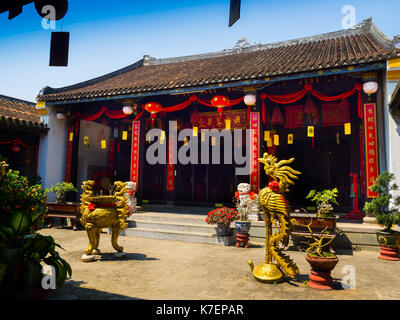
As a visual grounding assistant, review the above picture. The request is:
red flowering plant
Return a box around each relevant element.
[205,207,239,225]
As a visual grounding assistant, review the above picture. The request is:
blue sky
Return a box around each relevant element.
[0,0,399,102]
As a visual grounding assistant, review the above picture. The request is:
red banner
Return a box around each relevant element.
[130,121,140,192]
[108,139,115,178]
[190,109,248,130]
[64,126,74,182]
[167,136,175,191]
[359,126,366,196]
[363,103,379,198]
[284,105,304,128]
[250,112,260,193]
[321,100,350,126]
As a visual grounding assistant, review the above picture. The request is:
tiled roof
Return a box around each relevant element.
[0,95,46,130]
[38,18,400,102]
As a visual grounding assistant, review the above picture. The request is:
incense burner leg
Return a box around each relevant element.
[84,225,97,255]
[91,228,101,255]
[111,226,124,253]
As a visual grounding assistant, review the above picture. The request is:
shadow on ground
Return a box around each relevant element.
[48,280,142,300]
[99,252,159,261]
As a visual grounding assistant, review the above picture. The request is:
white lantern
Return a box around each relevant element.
[363,81,378,96]
[244,93,257,106]
[56,112,65,120]
[122,105,134,115]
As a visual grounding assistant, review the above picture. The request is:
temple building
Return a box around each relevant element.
[36,18,400,211]
[0,95,47,182]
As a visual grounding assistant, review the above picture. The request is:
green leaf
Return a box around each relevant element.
[8,210,32,235]
[44,257,67,289]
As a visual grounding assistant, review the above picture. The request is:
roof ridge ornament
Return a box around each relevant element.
[228,37,262,52]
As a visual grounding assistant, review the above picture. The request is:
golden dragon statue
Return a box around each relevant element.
[80,180,129,261]
[248,153,301,283]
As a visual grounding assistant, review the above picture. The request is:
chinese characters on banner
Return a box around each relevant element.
[191,109,248,130]
[167,136,175,191]
[363,103,379,198]
[64,125,74,182]
[321,101,350,126]
[250,112,260,193]
[130,121,140,192]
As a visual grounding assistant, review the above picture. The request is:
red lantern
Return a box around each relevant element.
[145,102,162,124]
[271,107,284,126]
[211,95,230,119]
[11,142,20,153]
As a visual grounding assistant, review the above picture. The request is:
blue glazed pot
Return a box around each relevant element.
[216,223,231,236]
[235,221,251,234]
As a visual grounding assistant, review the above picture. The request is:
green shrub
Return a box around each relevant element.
[363,172,400,232]
[0,160,71,294]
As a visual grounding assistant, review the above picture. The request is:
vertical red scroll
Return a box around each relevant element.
[64,125,74,182]
[363,103,379,198]
[359,126,366,196]
[108,139,115,178]
[130,121,140,192]
[250,112,260,193]
[166,135,175,191]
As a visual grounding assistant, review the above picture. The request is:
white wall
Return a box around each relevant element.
[386,79,400,201]
[37,107,67,202]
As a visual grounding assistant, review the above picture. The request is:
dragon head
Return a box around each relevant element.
[258,153,301,185]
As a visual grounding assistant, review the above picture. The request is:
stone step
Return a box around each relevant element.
[128,219,217,234]
[128,212,207,225]
[122,227,235,246]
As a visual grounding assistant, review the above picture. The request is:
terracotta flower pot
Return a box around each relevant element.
[305,254,339,290]
[376,231,400,261]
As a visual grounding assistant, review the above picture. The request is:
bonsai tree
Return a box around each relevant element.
[306,188,339,218]
[0,160,71,295]
[302,221,336,258]
[363,171,400,233]
[47,182,78,204]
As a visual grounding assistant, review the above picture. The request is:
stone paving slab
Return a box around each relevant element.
[40,227,400,300]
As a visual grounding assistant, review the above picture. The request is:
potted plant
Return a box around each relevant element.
[233,191,257,234]
[306,188,339,218]
[0,160,72,298]
[205,207,239,236]
[363,171,400,261]
[47,182,78,204]
[302,220,338,290]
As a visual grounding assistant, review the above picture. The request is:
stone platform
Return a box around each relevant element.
[114,205,382,252]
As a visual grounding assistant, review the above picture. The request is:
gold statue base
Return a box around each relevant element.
[248,261,285,283]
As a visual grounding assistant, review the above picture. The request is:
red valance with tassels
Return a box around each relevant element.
[259,83,363,124]
[76,95,244,122]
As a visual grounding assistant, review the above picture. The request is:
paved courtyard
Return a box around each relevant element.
[41,227,400,300]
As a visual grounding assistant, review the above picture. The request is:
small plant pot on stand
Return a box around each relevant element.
[376,231,400,261]
[305,254,339,290]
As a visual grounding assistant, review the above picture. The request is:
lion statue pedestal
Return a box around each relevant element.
[80,181,129,262]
